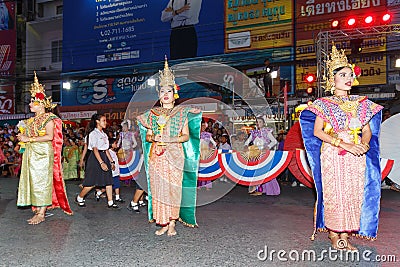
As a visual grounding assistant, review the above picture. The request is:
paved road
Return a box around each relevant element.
[0,177,399,267]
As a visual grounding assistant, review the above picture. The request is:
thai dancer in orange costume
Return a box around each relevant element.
[137,58,202,236]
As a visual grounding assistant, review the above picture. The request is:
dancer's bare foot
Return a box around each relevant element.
[28,213,45,225]
[167,220,177,236]
[328,231,346,250]
[340,233,358,251]
[155,226,168,236]
[27,210,39,222]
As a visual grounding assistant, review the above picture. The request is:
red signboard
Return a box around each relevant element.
[0,1,16,114]
[0,85,14,114]
[295,0,388,42]
[0,1,16,77]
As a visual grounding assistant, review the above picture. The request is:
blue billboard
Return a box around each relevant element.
[61,74,220,106]
[63,0,224,73]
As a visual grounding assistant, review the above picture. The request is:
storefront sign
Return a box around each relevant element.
[60,111,97,120]
[225,0,293,52]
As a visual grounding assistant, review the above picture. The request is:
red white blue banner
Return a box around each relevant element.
[198,149,224,181]
[118,149,143,180]
[218,150,292,186]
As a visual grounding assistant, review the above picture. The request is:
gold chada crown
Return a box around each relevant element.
[159,56,175,87]
[30,71,57,109]
[325,44,352,92]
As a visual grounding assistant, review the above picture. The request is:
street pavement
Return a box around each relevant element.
[0,176,399,267]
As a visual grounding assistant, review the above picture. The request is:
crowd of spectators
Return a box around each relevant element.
[0,124,21,177]
[0,120,130,179]
[1,118,281,179]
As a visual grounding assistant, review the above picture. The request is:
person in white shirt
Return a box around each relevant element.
[75,114,120,209]
[161,0,202,59]
[109,138,124,203]
[218,134,231,150]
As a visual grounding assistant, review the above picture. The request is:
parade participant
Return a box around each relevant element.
[117,119,137,151]
[300,45,383,250]
[75,114,119,209]
[245,117,279,196]
[17,72,72,224]
[62,139,79,180]
[109,138,124,203]
[137,58,202,236]
[198,121,216,190]
[199,121,217,159]
[77,138,86,179]
[117,119,146,212]
[231,131,247,152]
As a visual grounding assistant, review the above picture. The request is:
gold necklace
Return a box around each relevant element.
[335,96,359,117]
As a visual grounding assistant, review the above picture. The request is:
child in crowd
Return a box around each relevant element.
[109,138,124,203]
[218,134,231,150]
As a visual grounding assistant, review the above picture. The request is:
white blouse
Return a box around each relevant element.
[88,128,109,150]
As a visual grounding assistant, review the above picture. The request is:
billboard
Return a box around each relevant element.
[0,0,16,77]
[62,74,220,106]
[295,0,388,90]
[62,74,151,106]
[225,0,293,52]
[0,0,16,115]
[63,0,224,73]
[0,84,14,114]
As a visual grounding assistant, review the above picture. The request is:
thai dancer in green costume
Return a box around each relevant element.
[137,58,202,236]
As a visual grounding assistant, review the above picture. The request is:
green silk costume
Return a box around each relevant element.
[137,106,202,226]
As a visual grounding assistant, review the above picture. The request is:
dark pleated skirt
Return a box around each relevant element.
[82,150,113,187]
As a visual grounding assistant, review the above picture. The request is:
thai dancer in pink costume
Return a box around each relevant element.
[300,45,383,251]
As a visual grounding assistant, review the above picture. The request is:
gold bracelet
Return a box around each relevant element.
[362,142,370,150]
[146,134,153,142]
[331,137,337,146]
[334,138,342,147]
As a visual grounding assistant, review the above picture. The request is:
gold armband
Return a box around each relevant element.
[29,137,36,142]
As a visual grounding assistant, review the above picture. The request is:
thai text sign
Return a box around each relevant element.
[225,0,293,52]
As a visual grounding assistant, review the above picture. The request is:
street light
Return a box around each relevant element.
[62,82,71,90]
[396,58,400,68]
[147,78,156,86]
[304,73,316,83]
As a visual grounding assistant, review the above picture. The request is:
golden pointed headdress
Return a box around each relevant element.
[325,44,353,93]
[30,71,57,110]
[159,56,179,99]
